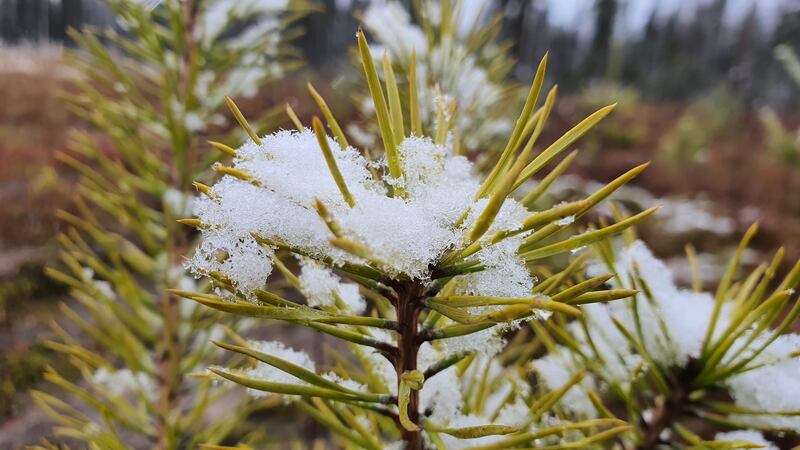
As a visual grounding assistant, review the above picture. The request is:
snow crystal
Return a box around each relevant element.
[346,123,377,147]
[573,304,642,383]
[337,192,462,278]
[456,238,536,300]
[533,351,597,417]
[438,414,509,449]
[191,131,497,296]
[322,371,368,393]
[586,240,718,367]
[383,442,406,450]
[360,1,513,152]
[235,340,316,402]
[199,0,289,45]
[441,325,506,358]
[714,430,778,449]
[420,366,463,423]
[92,367,156,401]
[396,137,477,219]
[726,333,800,430]
[495,397,530,428]
[362,1,428,60]
[190,230,272,298]
[555,215,575,226]
[163,187,194,217]
[81,267,116,301]
[298,258,366,313]
[416,350,538,449]
[465,197,530,239]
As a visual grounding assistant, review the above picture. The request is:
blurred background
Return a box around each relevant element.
[0,0,798,447]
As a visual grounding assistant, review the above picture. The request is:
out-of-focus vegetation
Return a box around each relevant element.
[24,0,320,447]
[659,87,740,167]
[576,82,647,150]
[761,45,800,162]
[353,0,522,158]
[0,45,77,433]
[0,2,313,448]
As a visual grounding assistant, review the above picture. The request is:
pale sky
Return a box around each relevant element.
[542,0,796,39]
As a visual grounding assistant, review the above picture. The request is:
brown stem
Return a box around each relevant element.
[638,381,688,450]
[395,282,423,450]
[155,194,191,449]
[156,293,181,450]
[178,0,200,191]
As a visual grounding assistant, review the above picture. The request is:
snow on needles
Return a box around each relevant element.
[726,333,800,430]
[188,128,570,428]
[584,241,719,367]
[361,1,427,62]
[92,367,157,402]
[298,258,366,314]
[714,430,778,450]
[534,239,800,431]
[189,130,533,300]
[222,340,316,403]
[360,0,513,152]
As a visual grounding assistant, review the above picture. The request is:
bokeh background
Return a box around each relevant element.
[1,0,799,447]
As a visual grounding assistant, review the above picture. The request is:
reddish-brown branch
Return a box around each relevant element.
[395,282,424,450]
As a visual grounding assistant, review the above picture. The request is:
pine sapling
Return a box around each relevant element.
[177,31,652,449]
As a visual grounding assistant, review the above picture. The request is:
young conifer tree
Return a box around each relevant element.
[531,221,800,449]
[175,30,656,449]
[349,0,519,160]
[34,1,311,448]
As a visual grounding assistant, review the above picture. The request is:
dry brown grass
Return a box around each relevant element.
[0,45,80,247]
